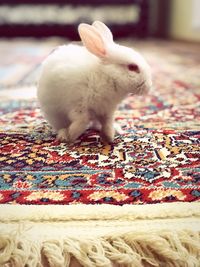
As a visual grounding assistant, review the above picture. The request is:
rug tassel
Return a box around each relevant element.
[0,230,199,267]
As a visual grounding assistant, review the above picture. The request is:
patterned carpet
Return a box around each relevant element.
[0,38,200,267]
[0,39,200,206]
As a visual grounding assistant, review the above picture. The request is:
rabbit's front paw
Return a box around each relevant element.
[56,128,70,143]
[101,126,115,143]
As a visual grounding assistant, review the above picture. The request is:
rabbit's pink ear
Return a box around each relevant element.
[78,23,106,58]
[92,21,113,43]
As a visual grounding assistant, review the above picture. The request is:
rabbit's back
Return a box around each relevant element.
[37,44,97,111]
[38,44,97,93]
[43,44,96,69]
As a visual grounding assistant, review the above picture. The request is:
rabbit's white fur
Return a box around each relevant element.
[37,21,152,143]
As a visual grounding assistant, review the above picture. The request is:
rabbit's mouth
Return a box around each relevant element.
[137,81,145,88]
[135,81,147,95]
[128,81,149,96]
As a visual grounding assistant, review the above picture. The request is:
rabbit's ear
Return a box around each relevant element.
[78,23,106,58]
[92,21,113,43]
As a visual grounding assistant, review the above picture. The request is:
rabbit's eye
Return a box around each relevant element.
[128,64,140,73]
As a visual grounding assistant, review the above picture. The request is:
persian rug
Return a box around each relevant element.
[0,39,200,267]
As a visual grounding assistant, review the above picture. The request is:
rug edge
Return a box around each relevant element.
[0,202,199,222]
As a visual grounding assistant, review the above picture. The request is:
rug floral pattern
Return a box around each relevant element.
[0,40,200,205]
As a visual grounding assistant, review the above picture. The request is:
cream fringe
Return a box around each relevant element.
[0,202,200,267]
[0,229,199,267]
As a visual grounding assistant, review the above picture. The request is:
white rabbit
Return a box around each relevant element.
[37,21,152,143]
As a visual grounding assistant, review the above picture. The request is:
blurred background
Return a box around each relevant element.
[0,0,200,90]
[0,0,200,42]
